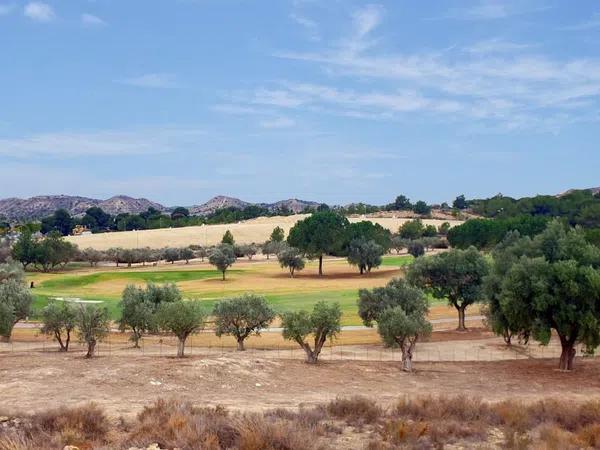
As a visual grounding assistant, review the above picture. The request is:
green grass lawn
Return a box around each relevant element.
[380,255,414,267]
[37,269,235,290]
[28,255,419,325]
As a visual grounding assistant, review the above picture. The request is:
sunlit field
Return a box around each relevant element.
[26,254,445,325]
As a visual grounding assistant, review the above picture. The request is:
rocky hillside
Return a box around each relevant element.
[188,196,320,216]
[188,195,250,216]
[0,195,165,221]
[0,194,321,221]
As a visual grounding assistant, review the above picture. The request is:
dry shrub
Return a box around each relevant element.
[493,401,531,433]
[529,399,600,431]
[326,396,382,425]
[124,399,239,450]
[576,423,600,448]
[237,413,319,450]
[393,395,494,423]
[536,424,577,450]
[266,406,327,429]
[32,403,109,447]
[380,419,429,445]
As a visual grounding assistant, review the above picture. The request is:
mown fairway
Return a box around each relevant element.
[28,255,418,325]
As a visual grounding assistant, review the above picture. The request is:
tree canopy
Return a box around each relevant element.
[287,211,349,275]
[213,294,275,351]
[485,220,600,370]
[281,301,341,363]
[408,247,489,330]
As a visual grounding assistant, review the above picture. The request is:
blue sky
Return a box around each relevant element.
[1,0,599,206]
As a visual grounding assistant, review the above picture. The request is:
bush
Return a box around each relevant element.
[326,396,382,425]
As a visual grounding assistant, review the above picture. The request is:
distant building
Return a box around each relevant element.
[72,224,91,236]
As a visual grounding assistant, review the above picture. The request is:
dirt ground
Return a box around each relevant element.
[2,336,599,419]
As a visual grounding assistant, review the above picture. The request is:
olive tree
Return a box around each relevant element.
[358,279,431,372]
[213,293,275,351]
[277,247,305,277]
[407,241,425,258]
[262,240,285,260]
[347,238,383,274]
[118,283,181,347]
[76,304,110,358]
[0,263,32,342]
[118,285,155,347]
[281,301,341,363]
[80,248,105,267]
[41,301,77,351]
[209,244,236,280]
[408,247,488,331]
[487,221,600,371]
[156,300,206,357]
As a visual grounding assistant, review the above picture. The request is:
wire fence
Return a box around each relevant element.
[1,334,596,363]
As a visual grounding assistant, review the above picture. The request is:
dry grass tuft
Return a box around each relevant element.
[2,396,600,449]
[326,396,382,425]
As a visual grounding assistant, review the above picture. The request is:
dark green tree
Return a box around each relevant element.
[270,226,285,242]
[412,201,432,215]
[399,219,424,240]
[453,195,468,210]
[170,207,190,221]
[486,221,600,370]
[287,211,349,276]
[408,247,489,330]
[221,230,235,245]
[359,279,431,371]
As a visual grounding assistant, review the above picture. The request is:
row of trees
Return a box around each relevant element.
[12,219,600,372]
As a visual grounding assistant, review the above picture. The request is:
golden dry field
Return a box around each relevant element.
[65,214,463,250]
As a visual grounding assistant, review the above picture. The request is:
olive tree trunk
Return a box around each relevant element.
[318,255,323,276]
[237,337,245,351]
[177,337,186,358]
[558,336,576,371]
[85,339,97,358]
[456,304,467,331]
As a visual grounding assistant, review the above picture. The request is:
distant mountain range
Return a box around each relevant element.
[0,194,321,221]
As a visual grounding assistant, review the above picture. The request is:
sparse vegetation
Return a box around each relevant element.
[3,396,600,450]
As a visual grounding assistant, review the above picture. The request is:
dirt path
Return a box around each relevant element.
[2,344,599,418]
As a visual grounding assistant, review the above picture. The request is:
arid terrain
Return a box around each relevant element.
[64,214,462,250]
[2,340,599,418]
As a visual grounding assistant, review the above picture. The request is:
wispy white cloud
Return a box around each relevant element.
[439,0,550,21]
[259,116,296,129]
[464,38,534,54]
[263,3,600,132]
[118,73,178,88]
[81,13,106,27]
[24,2,55,22]
[0,3,15,16]
[290,12,319,41]
[0,127,206,158]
